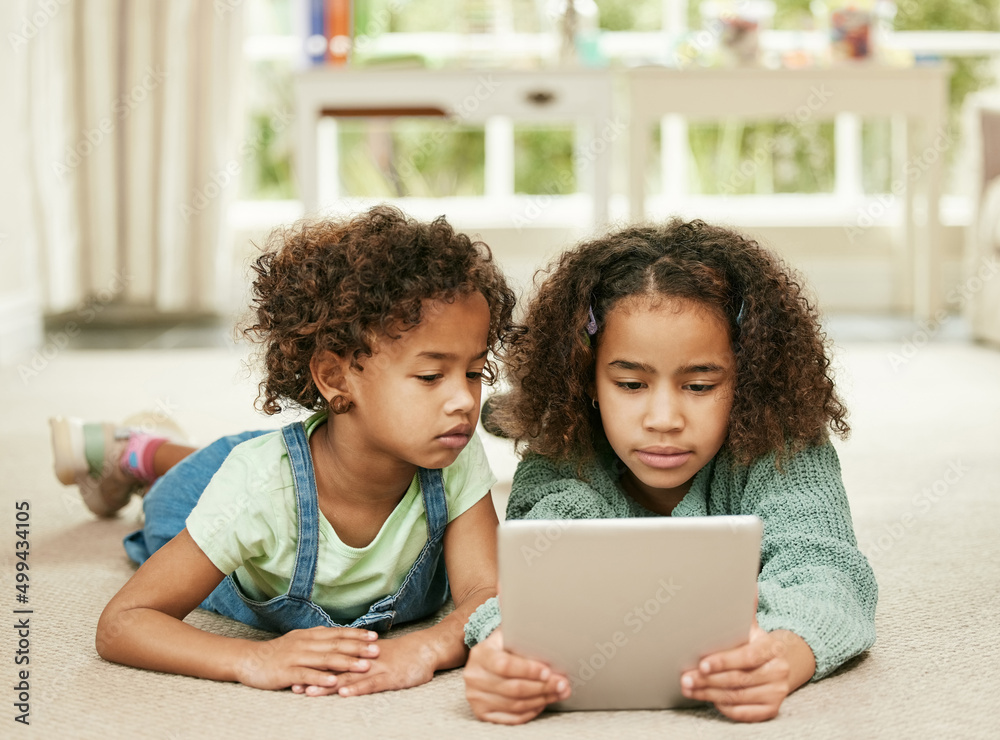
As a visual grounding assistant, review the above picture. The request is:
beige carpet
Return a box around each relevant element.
[1,337,998,739]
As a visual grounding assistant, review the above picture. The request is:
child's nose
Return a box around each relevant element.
[445,377,477,415]
[644,389,684,431]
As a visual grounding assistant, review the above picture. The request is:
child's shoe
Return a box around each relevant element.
[49,413,185,517]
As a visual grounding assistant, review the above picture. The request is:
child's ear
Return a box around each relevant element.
[310,351,353,414]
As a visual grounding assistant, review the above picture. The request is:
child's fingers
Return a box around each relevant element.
[697,636,783,675]
[291,682,340,697]
[682,681,784,707]
[466,682,570,725]
[304,626,380,642]
[297,630,381,659]
[485,646,555,681]
[490,676,569,701]
[295,650,372,674]
[682,660,787,693]
[336,672,393,697]
[476,709,546,725]
[473,692,557,718]
[301,684,341,697]
[714,701,782,723]
[473,630,553,681]
[286,668,340,690]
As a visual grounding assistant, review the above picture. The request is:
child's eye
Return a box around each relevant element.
[416,374,442,383]
[686,384,715,393]
[615,381,644,391]
[466,371,484,381]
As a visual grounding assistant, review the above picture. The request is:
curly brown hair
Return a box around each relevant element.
[490,218,849,467]
[243,205,518,415]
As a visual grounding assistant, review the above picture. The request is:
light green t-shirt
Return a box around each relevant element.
[186,413,496,622]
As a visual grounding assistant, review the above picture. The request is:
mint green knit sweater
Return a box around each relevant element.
[464,441,877,680]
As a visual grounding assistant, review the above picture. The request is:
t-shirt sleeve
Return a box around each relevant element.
[185,445,279,576]
[741,442,878,680]
[442,432,497,522]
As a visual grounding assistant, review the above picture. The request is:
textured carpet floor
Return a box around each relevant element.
[1,338,998,739]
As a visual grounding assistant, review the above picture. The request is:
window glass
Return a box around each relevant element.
[337,120,485,197]
[515,126,576,194]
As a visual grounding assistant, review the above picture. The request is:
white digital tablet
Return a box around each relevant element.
[498,516,763,711]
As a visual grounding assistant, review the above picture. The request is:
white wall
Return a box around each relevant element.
[0,0,43,366]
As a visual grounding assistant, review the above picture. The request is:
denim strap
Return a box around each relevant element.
[281,422,322,602]
[416,467,448,542]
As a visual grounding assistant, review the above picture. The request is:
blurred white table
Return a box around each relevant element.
[627,65,951,318]
[294,68,615,226]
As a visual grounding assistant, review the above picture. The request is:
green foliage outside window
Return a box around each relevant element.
[337,121,485,197]
[515,127,576,195]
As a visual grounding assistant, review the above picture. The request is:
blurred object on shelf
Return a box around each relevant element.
[814,0,897,64]
[295,0,354,68]
[699,1,776,67]
[548,0,603,67]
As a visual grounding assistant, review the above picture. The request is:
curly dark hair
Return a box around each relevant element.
[243,205,518,415]
[490,218,849,467]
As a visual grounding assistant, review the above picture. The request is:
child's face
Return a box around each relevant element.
[593,296,735,513]
[343,291,491,470]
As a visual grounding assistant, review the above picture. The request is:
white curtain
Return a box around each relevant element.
[24,0,245,315]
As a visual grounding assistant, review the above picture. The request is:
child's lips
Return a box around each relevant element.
[436,424,472,449]
[635,448,693,469]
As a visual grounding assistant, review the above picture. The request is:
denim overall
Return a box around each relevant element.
[123,422,450,634]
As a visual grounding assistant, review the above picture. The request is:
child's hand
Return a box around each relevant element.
[235,626,379,691]
[464,629,571,724]
[331,632,441,697]
[679,619,806,722]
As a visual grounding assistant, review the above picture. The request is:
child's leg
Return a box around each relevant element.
[49,415,192,517]
[153,441,197,477]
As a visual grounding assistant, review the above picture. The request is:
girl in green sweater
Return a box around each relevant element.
[463,219,877,724]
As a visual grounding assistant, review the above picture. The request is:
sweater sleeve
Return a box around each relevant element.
[463,453,625,646]
[738,442,878,680]
[504,453,625,521]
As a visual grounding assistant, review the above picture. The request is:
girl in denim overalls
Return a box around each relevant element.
[54,206,517,697]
